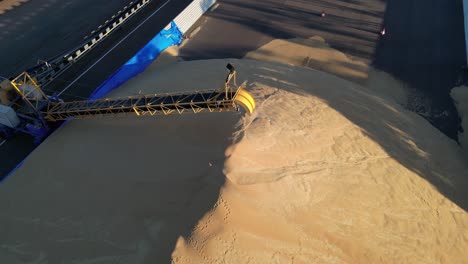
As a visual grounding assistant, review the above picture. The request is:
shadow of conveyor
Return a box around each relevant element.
[0,112,240,263]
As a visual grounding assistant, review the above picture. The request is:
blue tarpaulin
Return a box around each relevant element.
[89,21,183,100]
[2,22,183,181]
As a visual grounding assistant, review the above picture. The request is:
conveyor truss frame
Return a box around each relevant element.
[11,64,256,123]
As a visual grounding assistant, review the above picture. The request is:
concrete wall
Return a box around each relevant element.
[173,0,216,34]
[464,0,468,61]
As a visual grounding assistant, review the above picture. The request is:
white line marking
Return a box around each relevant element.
[58,0,173,96]
[0,139,6,147]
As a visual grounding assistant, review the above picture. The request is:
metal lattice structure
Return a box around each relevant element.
[2,64,255,143]
[10,72,49,112]
[43,88,248,121]
[40,64,255,121]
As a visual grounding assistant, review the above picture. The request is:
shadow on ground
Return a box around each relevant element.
[372,0,466,140]
[0,113,239,263]
[179,0,468,210]
[245,62,468,212]
[181,0,465,141]
[180,0,385,62]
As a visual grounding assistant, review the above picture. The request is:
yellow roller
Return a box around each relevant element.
[234,87,256,115]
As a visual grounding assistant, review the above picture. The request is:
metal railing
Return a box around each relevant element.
[25,0,152,87]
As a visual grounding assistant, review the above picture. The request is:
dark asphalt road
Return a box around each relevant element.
[44,0,193,101]
[0,0,193,178]
[181,0,465,139]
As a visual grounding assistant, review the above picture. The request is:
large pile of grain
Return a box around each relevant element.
[1,56,467,263]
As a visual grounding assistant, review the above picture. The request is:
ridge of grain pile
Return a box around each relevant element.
[1,42,467,263]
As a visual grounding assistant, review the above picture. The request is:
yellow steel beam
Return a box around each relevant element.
[13,65,256,122]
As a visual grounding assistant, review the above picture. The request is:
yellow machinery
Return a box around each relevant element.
[0,64,255,141]
[42,64,255,121]
[12,64,255,122]
[0,0,255,142]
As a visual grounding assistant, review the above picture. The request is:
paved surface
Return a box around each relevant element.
[44,0,193,102]
[0,0,192,178]
[0,0,130,77]
[180,0,385,62]
[180,0,465,139]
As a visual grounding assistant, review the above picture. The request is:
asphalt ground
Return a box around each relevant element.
[180,0,466,139]
[0,0,192,178]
